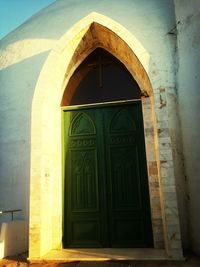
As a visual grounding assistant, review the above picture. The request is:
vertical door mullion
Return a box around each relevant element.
[102,106,114,247]
[95,108,110,246]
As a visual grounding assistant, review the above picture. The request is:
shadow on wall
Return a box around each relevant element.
[0,50,50,225]
[0,0,175,57]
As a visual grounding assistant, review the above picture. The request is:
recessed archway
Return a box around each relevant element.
[62,47,154,248]
[29,12,182,259]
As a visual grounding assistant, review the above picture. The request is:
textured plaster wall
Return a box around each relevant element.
[174,0,200,255]
[0,51,50,223]
[0,0,185,256]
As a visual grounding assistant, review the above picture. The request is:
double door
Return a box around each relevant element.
[63,101,153,247]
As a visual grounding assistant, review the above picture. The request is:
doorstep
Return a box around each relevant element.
[42,248,168,261]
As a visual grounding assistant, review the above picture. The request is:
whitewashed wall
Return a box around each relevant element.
[0,0,187,249]
[174,0,200,255]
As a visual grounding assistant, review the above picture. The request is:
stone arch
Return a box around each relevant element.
[29,12,182,259]
[61,21,152,98]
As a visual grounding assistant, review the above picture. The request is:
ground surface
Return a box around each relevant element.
[0,252,199,267]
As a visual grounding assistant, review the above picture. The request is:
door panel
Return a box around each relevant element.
[109,146,141,210]
[63,102,153,247]
[64,109,108,247]
[103,105,150,246]
[71,149,99,212]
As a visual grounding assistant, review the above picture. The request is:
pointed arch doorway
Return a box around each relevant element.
[30,13,183,258]
[62,48,153,248]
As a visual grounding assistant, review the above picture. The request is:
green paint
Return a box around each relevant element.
[62,101,153,248]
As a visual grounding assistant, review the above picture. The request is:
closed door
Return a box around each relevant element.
[63,101,153,248]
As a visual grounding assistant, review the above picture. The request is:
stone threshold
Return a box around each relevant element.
[39,248,173,262]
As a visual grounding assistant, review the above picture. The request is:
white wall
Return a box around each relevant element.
[174,0,200,255]
[0,220,28,258]
[0,0,187,249]
[0,51,50,224]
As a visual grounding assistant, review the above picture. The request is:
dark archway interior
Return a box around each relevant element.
[63,48,141,106]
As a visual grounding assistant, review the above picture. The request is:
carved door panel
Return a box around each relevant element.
[63,102,153,248]
[63,109,108,247]
[103,104,153,247]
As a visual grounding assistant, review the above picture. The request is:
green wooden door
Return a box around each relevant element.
[63,101,153,248]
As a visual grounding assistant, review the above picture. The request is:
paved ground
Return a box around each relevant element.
[0,252,199,267]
